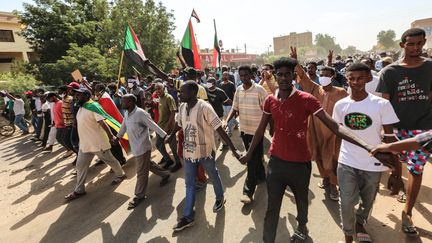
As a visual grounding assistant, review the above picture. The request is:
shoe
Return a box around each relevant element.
[72,157,77,166]
[173,217,194,232]
[111,174,127,185]
[329,185,339,201]
[160,174,170,187]
[71,170,77,176]
[213,197,226,212]
[240,194,253,204]
[43,145,53,152]
[162,159,174,170]
[30,137,38,141]
[22,131,29,135]
[170,163,182,173]
[195,180,207,191]
[60,150,74,159]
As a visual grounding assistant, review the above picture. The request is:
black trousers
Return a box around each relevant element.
[263,156,311,243]
[41,113,51,145]
[241,132,265,197]
[56,126,75,152]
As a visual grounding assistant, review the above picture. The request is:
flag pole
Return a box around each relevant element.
[117,50,124,87]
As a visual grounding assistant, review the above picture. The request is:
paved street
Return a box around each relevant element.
[0,129,431,243]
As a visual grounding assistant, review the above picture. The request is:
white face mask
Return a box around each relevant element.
[205,82,214,89]
[59,94,65,98]
[319,77,332,87]
[127,83,134,88]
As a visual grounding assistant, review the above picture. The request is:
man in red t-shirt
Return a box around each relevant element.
[240,57,395,243]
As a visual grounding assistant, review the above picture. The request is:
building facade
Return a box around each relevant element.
[0,12,35,72]
[411,17,432,49]
[273,32,313,55]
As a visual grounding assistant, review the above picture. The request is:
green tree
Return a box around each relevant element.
[377,30,397,50]
[17,0,176,85]
[315,33,342,54]
[342,45,358,56]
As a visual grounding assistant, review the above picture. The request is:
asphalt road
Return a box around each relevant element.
[0,129,431,243]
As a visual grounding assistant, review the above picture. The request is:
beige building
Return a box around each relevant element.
[273,31,313,55]
[411,17,432,49]
[0,12,35,72]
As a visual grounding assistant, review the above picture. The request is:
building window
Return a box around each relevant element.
[0,30,15,42]
[0,58,13,63]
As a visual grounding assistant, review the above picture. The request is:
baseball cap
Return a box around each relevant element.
[24,91,33,95]
[67,81,80,89]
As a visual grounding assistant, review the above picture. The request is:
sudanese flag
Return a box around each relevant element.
[124,25,147,69]
[178,20,201,69]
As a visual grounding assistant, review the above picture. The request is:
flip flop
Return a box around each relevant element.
[356,232,372,242]
[401,213,418,235]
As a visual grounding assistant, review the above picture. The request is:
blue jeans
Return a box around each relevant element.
[223,105,238,133]
[14,114,28,133]
[337,163,381,236]
[184,156,224,220]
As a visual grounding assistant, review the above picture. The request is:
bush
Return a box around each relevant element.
[0,72,41,96]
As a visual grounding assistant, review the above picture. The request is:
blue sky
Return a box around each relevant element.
[3,0,432,53]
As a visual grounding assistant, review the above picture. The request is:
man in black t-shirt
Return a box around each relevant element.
[219,71,238,136]
[206,77,231,118]
[376,28,432,235]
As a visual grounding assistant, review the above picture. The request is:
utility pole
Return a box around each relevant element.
[244,43,247,54]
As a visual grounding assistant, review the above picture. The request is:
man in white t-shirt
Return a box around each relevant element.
[333,63,399,243]
[3,91,29,134]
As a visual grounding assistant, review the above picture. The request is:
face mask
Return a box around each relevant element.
[319,77,332,87]
[127,83,134,88]
[205,82,214,89]
[59,94,65,98]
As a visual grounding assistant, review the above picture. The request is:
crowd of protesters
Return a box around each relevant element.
[1,27,431,243]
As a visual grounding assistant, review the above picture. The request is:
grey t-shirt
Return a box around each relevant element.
[376,59,432,129]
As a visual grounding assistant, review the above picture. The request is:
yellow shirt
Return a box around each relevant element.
[197,84,208,100]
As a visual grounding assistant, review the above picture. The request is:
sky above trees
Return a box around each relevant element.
[4,0,432,53]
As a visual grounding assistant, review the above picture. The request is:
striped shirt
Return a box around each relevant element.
[176,100,222,161]
[233,82,268,135]
[62,95,75,127]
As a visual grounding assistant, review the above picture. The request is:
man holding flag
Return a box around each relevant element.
[64,88,126,202]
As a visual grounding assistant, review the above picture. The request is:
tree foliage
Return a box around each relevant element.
[0,72,40,95]
[376,30,397,50]
[315,34,342,54]
[17,0,177,86]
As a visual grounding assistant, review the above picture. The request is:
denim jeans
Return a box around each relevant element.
[223,105,238,133]
[183,156,224,220]
[337,163,381,236]
[14,114,28,133]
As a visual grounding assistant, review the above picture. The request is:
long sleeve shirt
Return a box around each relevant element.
[117,106,167,157]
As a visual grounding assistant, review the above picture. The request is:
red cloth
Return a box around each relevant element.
[151,92,159,123]
[98,92,128,151]
[53,101,65,128]
[263,91,322,162]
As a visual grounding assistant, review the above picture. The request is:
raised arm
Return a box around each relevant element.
[290,46,318,93]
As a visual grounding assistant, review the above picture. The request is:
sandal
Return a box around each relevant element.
[401,212,418,235]
[127,196,146,210]
[64,191,86,202]
[397,192,406,203]
[356,232,372,242]
[291,226,308,242]
[111,174,127,185]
